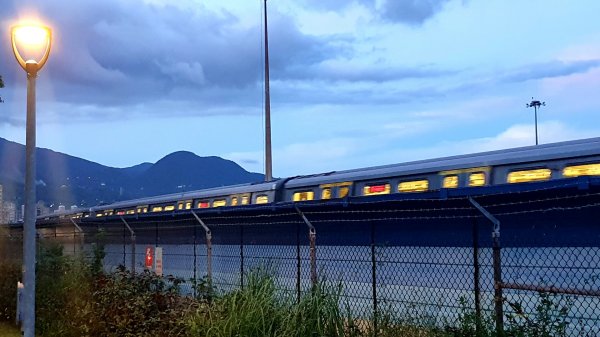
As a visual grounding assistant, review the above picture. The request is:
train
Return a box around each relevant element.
[42,137,600,220]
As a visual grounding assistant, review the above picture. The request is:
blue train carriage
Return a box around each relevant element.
[282,137,600,202]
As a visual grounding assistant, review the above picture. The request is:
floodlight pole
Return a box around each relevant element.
[526,98,545,146]
[264,0,272,181]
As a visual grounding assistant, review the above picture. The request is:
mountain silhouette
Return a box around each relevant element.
[0,137,264,210]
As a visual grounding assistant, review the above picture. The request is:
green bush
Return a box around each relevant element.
[0,261,21,323]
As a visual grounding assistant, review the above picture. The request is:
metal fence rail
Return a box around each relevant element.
[2,177,600,336]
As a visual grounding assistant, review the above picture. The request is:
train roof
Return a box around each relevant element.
[285,136,600,187]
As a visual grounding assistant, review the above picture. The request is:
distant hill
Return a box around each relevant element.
[0,137,264,210]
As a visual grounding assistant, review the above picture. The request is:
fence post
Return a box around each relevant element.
[295,206,317,286]
[472,218,482,334]
[469,197,503,336]
[120,217,136,274]
[240,225,244,290]
[69,218,83,255]
[371,221,378,336]
[191,211,212,291]
[296,221,301,303]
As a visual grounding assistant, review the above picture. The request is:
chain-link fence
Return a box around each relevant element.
[2,178,600,335]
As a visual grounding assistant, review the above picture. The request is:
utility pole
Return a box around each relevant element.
[264,0,272,181]
[526,98,545,145]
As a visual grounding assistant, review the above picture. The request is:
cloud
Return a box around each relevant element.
[377,0,455,25]
[501,60,600,83]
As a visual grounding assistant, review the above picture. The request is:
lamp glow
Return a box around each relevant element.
[11,23,52,73]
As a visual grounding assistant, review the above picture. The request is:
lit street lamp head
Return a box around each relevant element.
[11,24,52,76]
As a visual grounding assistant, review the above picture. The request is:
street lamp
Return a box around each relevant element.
[11,22,52,337]
[526,98,545,146]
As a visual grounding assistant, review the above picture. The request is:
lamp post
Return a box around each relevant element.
[11,23,52,337]
[526,98,545,146]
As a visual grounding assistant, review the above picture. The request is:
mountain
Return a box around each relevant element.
[0,137,264,209]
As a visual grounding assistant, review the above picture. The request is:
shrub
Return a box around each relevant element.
[0,261,21,322]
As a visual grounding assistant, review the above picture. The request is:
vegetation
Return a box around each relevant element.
[0,242,578,337]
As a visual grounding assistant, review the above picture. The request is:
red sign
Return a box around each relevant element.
[145,246,154,268]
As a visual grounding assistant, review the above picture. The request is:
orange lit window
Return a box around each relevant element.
[563,163,600,177]
[151,206,163,212]
[507,169,551,183]
[256,195,269,204]
[164,205,175,211]
[398,180,429,192]
[321,188,331,200]
[338,187,350,198]
[231,197,238,206]
[363,183,390,196]
[126,209,136,215]
[185,202,192,209]
[213,199,227,207]
[177,202,184,210]
[469,173,486,186]
[293,191,314,201]
[443,175,459,188]
[198,201,210,209]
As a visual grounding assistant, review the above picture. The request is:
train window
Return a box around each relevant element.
[293,191,314,202]
[321,188,331,200]
[104,210,114,216]
[443,175,459,188]
[177,202,184,210]
[96,213,103,217]
[116,210,125,216]
[339,186,350,198]
[242,195,250,205]
[164,205,175,211]
[198,201,210,209]
[398,180,429,193]
[231,197,238,206]
[256,195,269,204]
[563,163,600,177]
[126,209,136,215]
[469,172,486,186]
[363,183,390,196]
[185,201,192,209]
[151,206,163,212]
[507,168,551,183]
[137,206,148,213]
[213,199,227,207]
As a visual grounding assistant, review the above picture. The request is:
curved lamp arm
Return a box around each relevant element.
[11,24,52,75]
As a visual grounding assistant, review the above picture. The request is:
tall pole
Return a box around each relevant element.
[526,98,545,146]
[23,64,38,337]
[264,0,272,181]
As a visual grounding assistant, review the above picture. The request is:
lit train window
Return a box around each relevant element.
[185,202,192,209]
[293,191,314,202]
[241,196,250,205]
[398,180,429,193]
[104,210,113,216]
[563,163,600,177]
[137,207,148,213]
[152,206,163,212]
[507,168,551,183]
[363,183,390,196]
[339,187,349,198]
[443,175,459,188]
[116,210,125,216]
[96,213,103,217]
[469,172,486,186]
[213,199,227,207]
[164,205,175,211]
[256,195,269,204]
[126,210,136,215]
[198,201,210,209]
[177,202,184,210]
[231,197,238,206]
[321,188,331,200]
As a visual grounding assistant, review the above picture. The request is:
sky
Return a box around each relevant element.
[0,0,600,178]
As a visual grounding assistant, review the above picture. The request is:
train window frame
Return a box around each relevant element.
[241,195,250,205]
[563,163,600,178]
[255,195,269,204]
[507,168,551,184]
[338,186,350,198]
[468,172,486,187]
[443,175,459,188]
[321,188,331,200]
[398,179,429,193]
[363,183,391,196]
[213,199,227,207]
[231,196,238,206]
[198,201,210,209]
[293,191,315,202]
[164,205,175,211]
[151,206,163,212]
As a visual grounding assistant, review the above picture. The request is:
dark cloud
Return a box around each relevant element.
[378,0,454,25]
